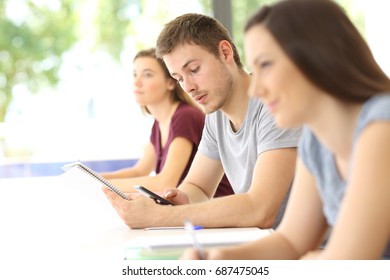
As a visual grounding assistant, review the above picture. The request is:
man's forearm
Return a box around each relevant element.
[156,193,270,228]
[178,181,213,203]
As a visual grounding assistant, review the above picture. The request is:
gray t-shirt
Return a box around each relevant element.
[299,94,390,258]
[198,97,302,194]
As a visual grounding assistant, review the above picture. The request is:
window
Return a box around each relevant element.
[1,0,389,177]
[0,0,212,177]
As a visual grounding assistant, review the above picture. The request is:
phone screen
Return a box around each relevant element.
[133,185,174,206]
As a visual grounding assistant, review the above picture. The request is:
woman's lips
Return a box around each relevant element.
[267,100,278,112]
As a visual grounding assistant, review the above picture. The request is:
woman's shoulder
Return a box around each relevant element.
[363,93,390,111]
[175,102,204,117]
[355,94,390,136]
[170,102,205,137]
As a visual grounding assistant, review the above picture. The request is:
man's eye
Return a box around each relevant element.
[190,66,199,74]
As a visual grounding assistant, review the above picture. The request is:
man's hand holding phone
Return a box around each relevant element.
[164,188,191,205]
[133,185,175,206]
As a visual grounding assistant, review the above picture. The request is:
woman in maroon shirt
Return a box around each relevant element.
[102,48,232,197]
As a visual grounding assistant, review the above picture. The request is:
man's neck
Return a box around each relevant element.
[220,71,251,132]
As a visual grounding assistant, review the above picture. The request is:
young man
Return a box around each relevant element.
[103,13,301,229]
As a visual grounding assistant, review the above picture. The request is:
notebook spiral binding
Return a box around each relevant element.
[64,162,130,200]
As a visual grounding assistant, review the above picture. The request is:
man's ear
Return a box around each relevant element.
[219,40,234,63]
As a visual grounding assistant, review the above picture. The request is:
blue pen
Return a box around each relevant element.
[144,226,203,231]
[184,219,206,260]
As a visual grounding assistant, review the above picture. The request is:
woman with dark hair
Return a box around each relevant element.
[102,48,233,197]
[182,0,390,259]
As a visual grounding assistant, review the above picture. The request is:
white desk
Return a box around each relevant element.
[0,176,272,279]
[0,176,137,279]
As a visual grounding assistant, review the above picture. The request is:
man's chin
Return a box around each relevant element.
[202,103,222,115]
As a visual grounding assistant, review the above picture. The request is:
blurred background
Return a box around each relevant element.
[1,0,389,177]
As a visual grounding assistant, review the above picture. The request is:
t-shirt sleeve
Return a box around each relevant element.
[354,94,390,138]
[256,105,302,155]
[197,112,220,160]
[170,105,205,146]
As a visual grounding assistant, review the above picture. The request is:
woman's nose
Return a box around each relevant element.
[133,76,142,87]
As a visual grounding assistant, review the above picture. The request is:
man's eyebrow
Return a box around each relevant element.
[171,59,197,77]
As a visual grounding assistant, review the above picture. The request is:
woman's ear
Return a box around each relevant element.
[167,78,176,91]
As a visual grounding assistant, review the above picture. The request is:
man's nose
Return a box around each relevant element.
[182,76,197,94]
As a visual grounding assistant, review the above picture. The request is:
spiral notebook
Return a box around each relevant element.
[61,162,129,200]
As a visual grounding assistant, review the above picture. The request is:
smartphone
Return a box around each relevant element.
[133,185,174,206]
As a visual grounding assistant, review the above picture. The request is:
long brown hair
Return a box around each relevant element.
[156,13,243,69]
[134,48,201,114]
[245,0,390,102]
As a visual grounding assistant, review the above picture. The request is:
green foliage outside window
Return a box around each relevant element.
[0,0,78,122]
[230,0,366,71]
[0,0,366,123]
